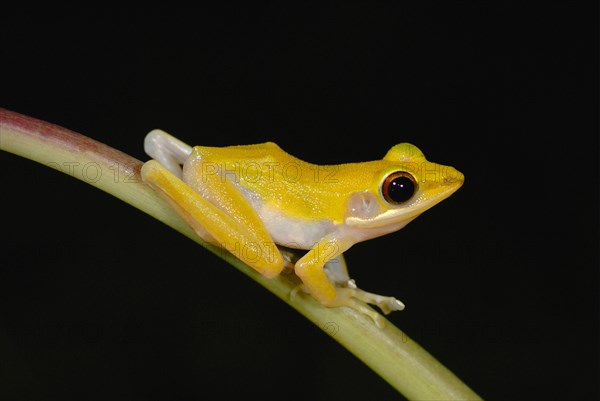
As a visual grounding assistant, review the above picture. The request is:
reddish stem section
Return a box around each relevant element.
[0,108,142,174]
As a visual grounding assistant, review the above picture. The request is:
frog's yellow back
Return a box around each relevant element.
[186,142,463,225]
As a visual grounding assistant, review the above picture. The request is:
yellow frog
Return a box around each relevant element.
[141,129,463,325]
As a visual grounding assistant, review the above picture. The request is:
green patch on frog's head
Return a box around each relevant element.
[383,143,427,163]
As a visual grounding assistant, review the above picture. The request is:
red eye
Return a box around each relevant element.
[382,172,417,205]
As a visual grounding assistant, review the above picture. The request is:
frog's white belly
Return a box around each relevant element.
[257,205,336,250]
[233,184,332,249]
[256,205,413,250]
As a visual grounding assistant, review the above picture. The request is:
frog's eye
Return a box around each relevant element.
[382,171,417,205]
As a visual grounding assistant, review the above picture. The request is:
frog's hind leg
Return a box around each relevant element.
[144,129,192,178]
[141,160,285,279]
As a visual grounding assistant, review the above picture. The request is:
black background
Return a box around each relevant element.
[1,4,597,400]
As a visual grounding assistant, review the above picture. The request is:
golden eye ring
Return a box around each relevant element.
[382,171,417,205]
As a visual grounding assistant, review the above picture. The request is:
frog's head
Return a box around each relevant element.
[345,143,464,231]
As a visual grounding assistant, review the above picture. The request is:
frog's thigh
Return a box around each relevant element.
[141,160,284,278]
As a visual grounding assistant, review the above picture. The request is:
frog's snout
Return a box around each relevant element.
[442,166,464,188]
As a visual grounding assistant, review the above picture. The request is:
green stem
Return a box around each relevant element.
[0,108,481,400]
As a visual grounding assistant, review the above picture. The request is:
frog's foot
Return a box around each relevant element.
[344,286,405,315]
[290,283,404,328]
[327,287,405,328]
[329,272,405,314]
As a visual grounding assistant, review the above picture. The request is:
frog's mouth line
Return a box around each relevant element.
[346,203,432,228]
[345,184,462,229]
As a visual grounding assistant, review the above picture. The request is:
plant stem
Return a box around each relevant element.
[0,108,482,400]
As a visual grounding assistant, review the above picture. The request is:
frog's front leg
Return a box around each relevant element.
[294,236,404,326]
[324,255,405,315]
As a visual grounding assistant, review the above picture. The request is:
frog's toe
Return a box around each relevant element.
[349,287,402,312]
[378,297,405,315]
[329,276,404,313]
[329,288,387,328]
[332,286,405,325]
[354,288,405,315]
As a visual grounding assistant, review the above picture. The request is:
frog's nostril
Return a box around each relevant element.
[442,168,464,186]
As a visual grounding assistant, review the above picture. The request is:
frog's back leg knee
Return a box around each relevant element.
[144,129,192,179]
